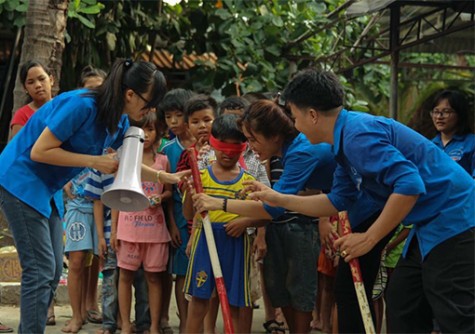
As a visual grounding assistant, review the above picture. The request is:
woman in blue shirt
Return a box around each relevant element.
[241,69,474,333]
[0,59,187,333]
[430,89,475,177]
[191,99,336,334]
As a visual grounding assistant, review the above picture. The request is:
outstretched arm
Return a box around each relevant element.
[334,193,418,262]
[244,180,339,217]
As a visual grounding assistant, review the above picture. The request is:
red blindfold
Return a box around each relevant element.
[209,135,246,158]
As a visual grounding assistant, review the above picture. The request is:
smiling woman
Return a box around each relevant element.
[0,58,188,334]
[430,89,475,176]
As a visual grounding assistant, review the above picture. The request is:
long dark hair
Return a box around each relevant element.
[239,99,298,143]
[90,58,167,133]
[431,89,473,135]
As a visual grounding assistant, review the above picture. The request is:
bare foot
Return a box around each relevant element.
[61,319,83,333]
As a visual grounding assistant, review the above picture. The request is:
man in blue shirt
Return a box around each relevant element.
[246,69,474,333]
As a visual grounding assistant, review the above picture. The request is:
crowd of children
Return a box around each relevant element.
[0,58,473,334]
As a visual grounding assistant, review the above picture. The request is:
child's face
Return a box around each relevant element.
[143,123,157,150]
[164,109,186,136]
[187,108,215,142]
[24,66,53,105]
[215,138,244,169]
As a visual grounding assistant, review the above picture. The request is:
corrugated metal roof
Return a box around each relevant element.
[345,0,474,54]
[139,49,217,71]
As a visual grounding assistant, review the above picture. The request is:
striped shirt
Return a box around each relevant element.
[84,169,114,244]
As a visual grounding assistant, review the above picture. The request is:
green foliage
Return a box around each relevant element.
[2,0,473,125]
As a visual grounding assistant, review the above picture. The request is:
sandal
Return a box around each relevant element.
[46,315,56,326]
[263,319,285,334]
[87,309,103,324]
[0,323,13,333]
[160,326,174,334]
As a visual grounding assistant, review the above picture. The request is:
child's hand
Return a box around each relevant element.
[63,182,75,200]
[197,143,211,161]
[169,224,182,248]
[149,195,162,207]
[195,136,209,152]
[224,217,249,238]
[98,237,107,260]
[253,231,267,261]
[185,237,193,257]
[183,176,196,196]
[319,218,340,259]
[110,233,119,253]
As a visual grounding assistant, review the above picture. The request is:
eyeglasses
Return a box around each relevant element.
[133,90,151,106]
[430,108,454,118]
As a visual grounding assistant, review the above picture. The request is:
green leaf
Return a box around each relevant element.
[76,13,95,28]
[215,8,232,20]
[5,0,19,11]
[15,2,27,12]
[77,4,103,14]
[64,30,71,43]
[13,15,25,27]
[106,31,116,51]
[271,16,283,27]
[265,45,280,57]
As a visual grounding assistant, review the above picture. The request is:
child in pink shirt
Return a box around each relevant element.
[111,111,173,334]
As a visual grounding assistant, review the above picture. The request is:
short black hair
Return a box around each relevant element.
[282,68,344,112]
[158,88,195,114]
[219,96,250,115]
[184,94,218,122]
[212,114,247,142]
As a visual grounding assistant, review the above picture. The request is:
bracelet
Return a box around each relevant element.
[156,170,162,184]
[222,198,228,212]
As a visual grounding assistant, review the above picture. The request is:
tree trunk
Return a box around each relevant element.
[12,0,69,113]
[2,0,69,248]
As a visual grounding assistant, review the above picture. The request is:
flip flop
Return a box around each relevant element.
[87,309,103,324]
[160,326,174,334]
[46,315,56,326]
[0,323,13,333]
[263,319,286,334]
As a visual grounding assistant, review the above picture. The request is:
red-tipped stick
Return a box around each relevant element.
[188,149,234,334]
[338,211,376,334]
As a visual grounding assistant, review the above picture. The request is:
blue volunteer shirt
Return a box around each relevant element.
[0,89,129,218]
[328,109,475,259]
[432,132,475,177]
[264,133,336,219]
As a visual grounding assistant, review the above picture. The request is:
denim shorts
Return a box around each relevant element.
[263,220,320,312]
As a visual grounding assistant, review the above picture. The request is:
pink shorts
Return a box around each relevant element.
[117,240,169,272]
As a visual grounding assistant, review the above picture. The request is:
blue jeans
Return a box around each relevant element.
[102,245,119,332]
[0,186,63,334]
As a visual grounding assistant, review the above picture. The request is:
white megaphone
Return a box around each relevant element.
[101,126,150,212]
